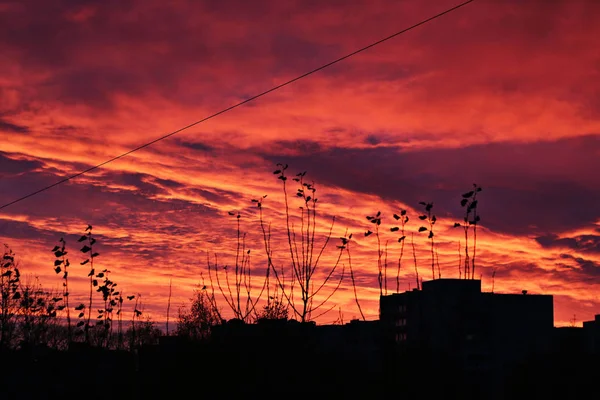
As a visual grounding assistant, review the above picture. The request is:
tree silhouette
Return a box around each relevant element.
[255,297,289,320]
[0,245,19,348]
[176,288,221,340]
[16,276,59,347]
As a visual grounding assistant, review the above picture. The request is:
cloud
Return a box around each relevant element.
[536,234,600,255]
[557,253,600,283]
[259,134,600,236]
[0,152,43,175]
[0,218,55,241]
[0,118,29,134]
[176,140,214,153]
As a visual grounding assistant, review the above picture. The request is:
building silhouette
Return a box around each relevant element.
[150,280,598,398]
[583,314,600,354]
[379,279,554,396]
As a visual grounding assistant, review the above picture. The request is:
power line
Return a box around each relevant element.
[0,0,475,211]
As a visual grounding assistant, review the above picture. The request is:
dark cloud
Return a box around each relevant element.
[0,118,30,134]
[103,171,167,196]
[365,135,381,146]
[0,0,304,110]
[152,177,184,189]
[325,127,346,134]
[267,140,323,157]
[0,162,218,226]
[0,152,43,175]
[270,33,340,73]
[259,134,600,236]
[0,219,55,241]
[493,258,600,287]
[184,187,240,206]
[557,253,600,282]
[177,140,214,153]
[536,234,600,254]
[47,67,145,109]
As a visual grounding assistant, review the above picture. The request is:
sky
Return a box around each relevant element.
[1,0,599,326]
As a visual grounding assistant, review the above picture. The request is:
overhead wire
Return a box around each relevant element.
[0,0,475,211]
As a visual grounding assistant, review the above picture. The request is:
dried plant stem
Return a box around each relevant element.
[376,226,382,296]
[411,233,420,290]
[345,238,365,321]
[166,278,172,335]
[458,240,462,279]
[435,245,441,279]
[463,224,470,280]
[392,211,409,293]
[268,165,343,322]
[384,240,389,295]
[396,236,405,293]
[207,212,268,322]
[472,198,479,280]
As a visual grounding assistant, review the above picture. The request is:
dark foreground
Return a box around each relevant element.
[1,341,598,399]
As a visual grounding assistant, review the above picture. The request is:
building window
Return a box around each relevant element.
[398,305,406,312]
[395,333,407,342]
[395,318,406,327]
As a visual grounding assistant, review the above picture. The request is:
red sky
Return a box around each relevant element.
[1,0,599,326]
